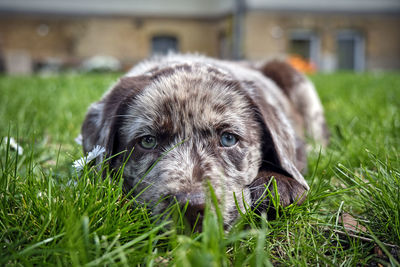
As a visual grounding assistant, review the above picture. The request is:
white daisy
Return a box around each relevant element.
[73,145,106,173]
[3,137,23,155]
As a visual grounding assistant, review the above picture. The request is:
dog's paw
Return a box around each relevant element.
[248,170,307,214]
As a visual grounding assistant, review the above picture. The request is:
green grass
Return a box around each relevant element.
[0,72,399,266]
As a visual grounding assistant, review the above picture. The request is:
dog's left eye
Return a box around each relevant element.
[139,135,157,149]
[220,132,238,147]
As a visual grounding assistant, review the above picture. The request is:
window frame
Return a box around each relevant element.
[289,29,320,67]
[336,30,365,71]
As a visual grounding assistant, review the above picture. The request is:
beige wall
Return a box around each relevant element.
[0,16,229,70]
[244,12,400,70]
[0,17,75,61]
[366,16,400,70]
[74,17,227,63]
[0,12,399,72]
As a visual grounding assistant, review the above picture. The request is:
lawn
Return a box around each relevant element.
[0,72,399,266]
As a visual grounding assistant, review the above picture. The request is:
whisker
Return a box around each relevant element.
[247,185,270,190]
[111,114,137,119]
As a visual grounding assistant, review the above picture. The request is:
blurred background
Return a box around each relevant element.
[0,0,399,74]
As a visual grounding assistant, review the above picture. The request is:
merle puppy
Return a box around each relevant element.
[81,54,329,228]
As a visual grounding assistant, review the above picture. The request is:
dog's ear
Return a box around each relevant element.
[248,170,307,217]
[250,91,309,190]
[258,60,330,146]
[81,75,150,166]
[241,77,309,210]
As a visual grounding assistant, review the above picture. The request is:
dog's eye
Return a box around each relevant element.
[139,135,157,149]
[220,132,238,147]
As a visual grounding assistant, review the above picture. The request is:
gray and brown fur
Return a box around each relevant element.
[81,54,329,228]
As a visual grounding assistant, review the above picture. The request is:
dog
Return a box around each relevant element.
[81,54,329,228]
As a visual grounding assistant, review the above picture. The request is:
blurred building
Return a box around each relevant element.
[0,0,399,74]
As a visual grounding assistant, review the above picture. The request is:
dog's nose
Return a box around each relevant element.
[175,192,205,228]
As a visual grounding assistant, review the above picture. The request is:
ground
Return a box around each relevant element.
[0,72,399,266]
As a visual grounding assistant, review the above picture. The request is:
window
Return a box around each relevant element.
[337,31,365,71]
[151,35,178,55]
[289,30,319,66]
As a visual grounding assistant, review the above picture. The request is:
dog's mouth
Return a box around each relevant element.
[176,192,205,231]
[184,209,204,232]
[159,192,206,231]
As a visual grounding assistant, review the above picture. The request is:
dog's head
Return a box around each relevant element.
[82,61,308,228]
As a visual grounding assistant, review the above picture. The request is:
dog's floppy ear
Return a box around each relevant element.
[81,75,150,166]
[245,84,309,208]
[258,60,330,147]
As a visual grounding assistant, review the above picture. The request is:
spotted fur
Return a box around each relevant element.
[81,54,329,228]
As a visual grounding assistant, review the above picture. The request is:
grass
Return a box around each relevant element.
[0,71,399,266]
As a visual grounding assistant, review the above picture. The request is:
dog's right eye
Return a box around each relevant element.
[139,135,157,149]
